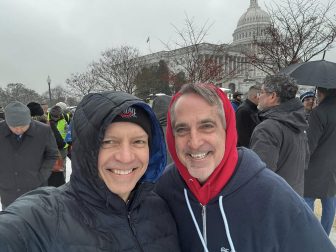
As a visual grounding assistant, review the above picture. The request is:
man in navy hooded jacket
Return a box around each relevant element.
[155,83,335,252]
[0,91,180,251]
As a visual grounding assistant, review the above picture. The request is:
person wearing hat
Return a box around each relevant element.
[48,105,70,178]
[299,91,316,121]
[0,92,180,251]
[304,87,336,236]
[27,101,47,123]
[0,101,58,209]
[55,101,72,123]
[40,101,49,117]
[230,91,243,112]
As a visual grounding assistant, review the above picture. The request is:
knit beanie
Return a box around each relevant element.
[4,101,31,127]
[300,91,315,102]
[112,106,152,143]
[27,102,44,117]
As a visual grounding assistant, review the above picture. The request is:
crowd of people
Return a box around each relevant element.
[0,75,335,251]
[235,76,336,238]
[0,101,73,209]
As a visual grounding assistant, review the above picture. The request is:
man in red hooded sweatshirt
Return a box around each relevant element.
[155,83,335,252]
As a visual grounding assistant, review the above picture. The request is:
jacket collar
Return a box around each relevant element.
[1,121,34,137]
[245,99,258,110]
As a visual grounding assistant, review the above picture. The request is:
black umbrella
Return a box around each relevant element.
[279,60,336,88]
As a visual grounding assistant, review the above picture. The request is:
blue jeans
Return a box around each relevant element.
[304,197,336,235]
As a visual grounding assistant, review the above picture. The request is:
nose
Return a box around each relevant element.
[187,128,203,150]
[114,143,134,163]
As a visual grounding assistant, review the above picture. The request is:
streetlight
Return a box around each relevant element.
[47,75,52,105]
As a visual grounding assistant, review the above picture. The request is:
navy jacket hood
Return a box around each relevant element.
[70,91,166,208]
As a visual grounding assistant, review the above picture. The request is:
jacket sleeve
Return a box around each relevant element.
[39,126,59,181]
[307,109,323,155]
[250,121,281,172]
[0,214,32,251]
[0,191,60,251]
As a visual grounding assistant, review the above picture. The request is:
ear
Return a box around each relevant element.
[270,92,280,105]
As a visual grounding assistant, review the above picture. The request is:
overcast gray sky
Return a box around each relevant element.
[1,0,335,94]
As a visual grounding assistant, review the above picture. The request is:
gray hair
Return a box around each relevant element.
[170,83,226,131]
[263,74,298,103]
[247,85,261,99]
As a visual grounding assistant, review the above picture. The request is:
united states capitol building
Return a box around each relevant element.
[138,0,271,93]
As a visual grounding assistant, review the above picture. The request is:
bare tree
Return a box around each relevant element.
[244,0,336,74]
[51,86,67,102]
[0,83,42,106]
[164,15,239,84]
[41,85,68,106]
[66,71,99,98]
[91,45,142,94]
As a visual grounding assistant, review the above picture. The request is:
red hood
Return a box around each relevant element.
[166,84,238,205]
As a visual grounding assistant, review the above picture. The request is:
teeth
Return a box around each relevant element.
[190,153,207,159]
[111,169,134,175]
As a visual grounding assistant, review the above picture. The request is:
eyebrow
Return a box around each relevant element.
[174,122,188,129]
[199,119,216,125]
[103,133,148,139]
[174,118,217,128]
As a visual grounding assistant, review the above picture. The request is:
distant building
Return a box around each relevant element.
[138,0,271,94]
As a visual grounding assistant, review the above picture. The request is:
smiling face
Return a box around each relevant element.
[172,93,226,184]
[98,122,149,202]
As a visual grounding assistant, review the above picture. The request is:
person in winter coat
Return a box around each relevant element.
[0,101,58,209]
[152,94,173,165]
[27,101,47,123]
[304,87,336,236]
[155,83,335,252]
[235,85,260,147]
[230,91,243,112]
[300,91,316,122]
[48,115,67,187]
[27,102,66,187]
[49,105,69,177]
[250,75,309,196]
[27,102,65,187]
[0,91,180,252]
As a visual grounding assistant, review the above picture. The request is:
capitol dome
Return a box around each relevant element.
[232,0,271,45]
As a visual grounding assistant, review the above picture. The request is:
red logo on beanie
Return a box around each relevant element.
[119,107,137,118]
